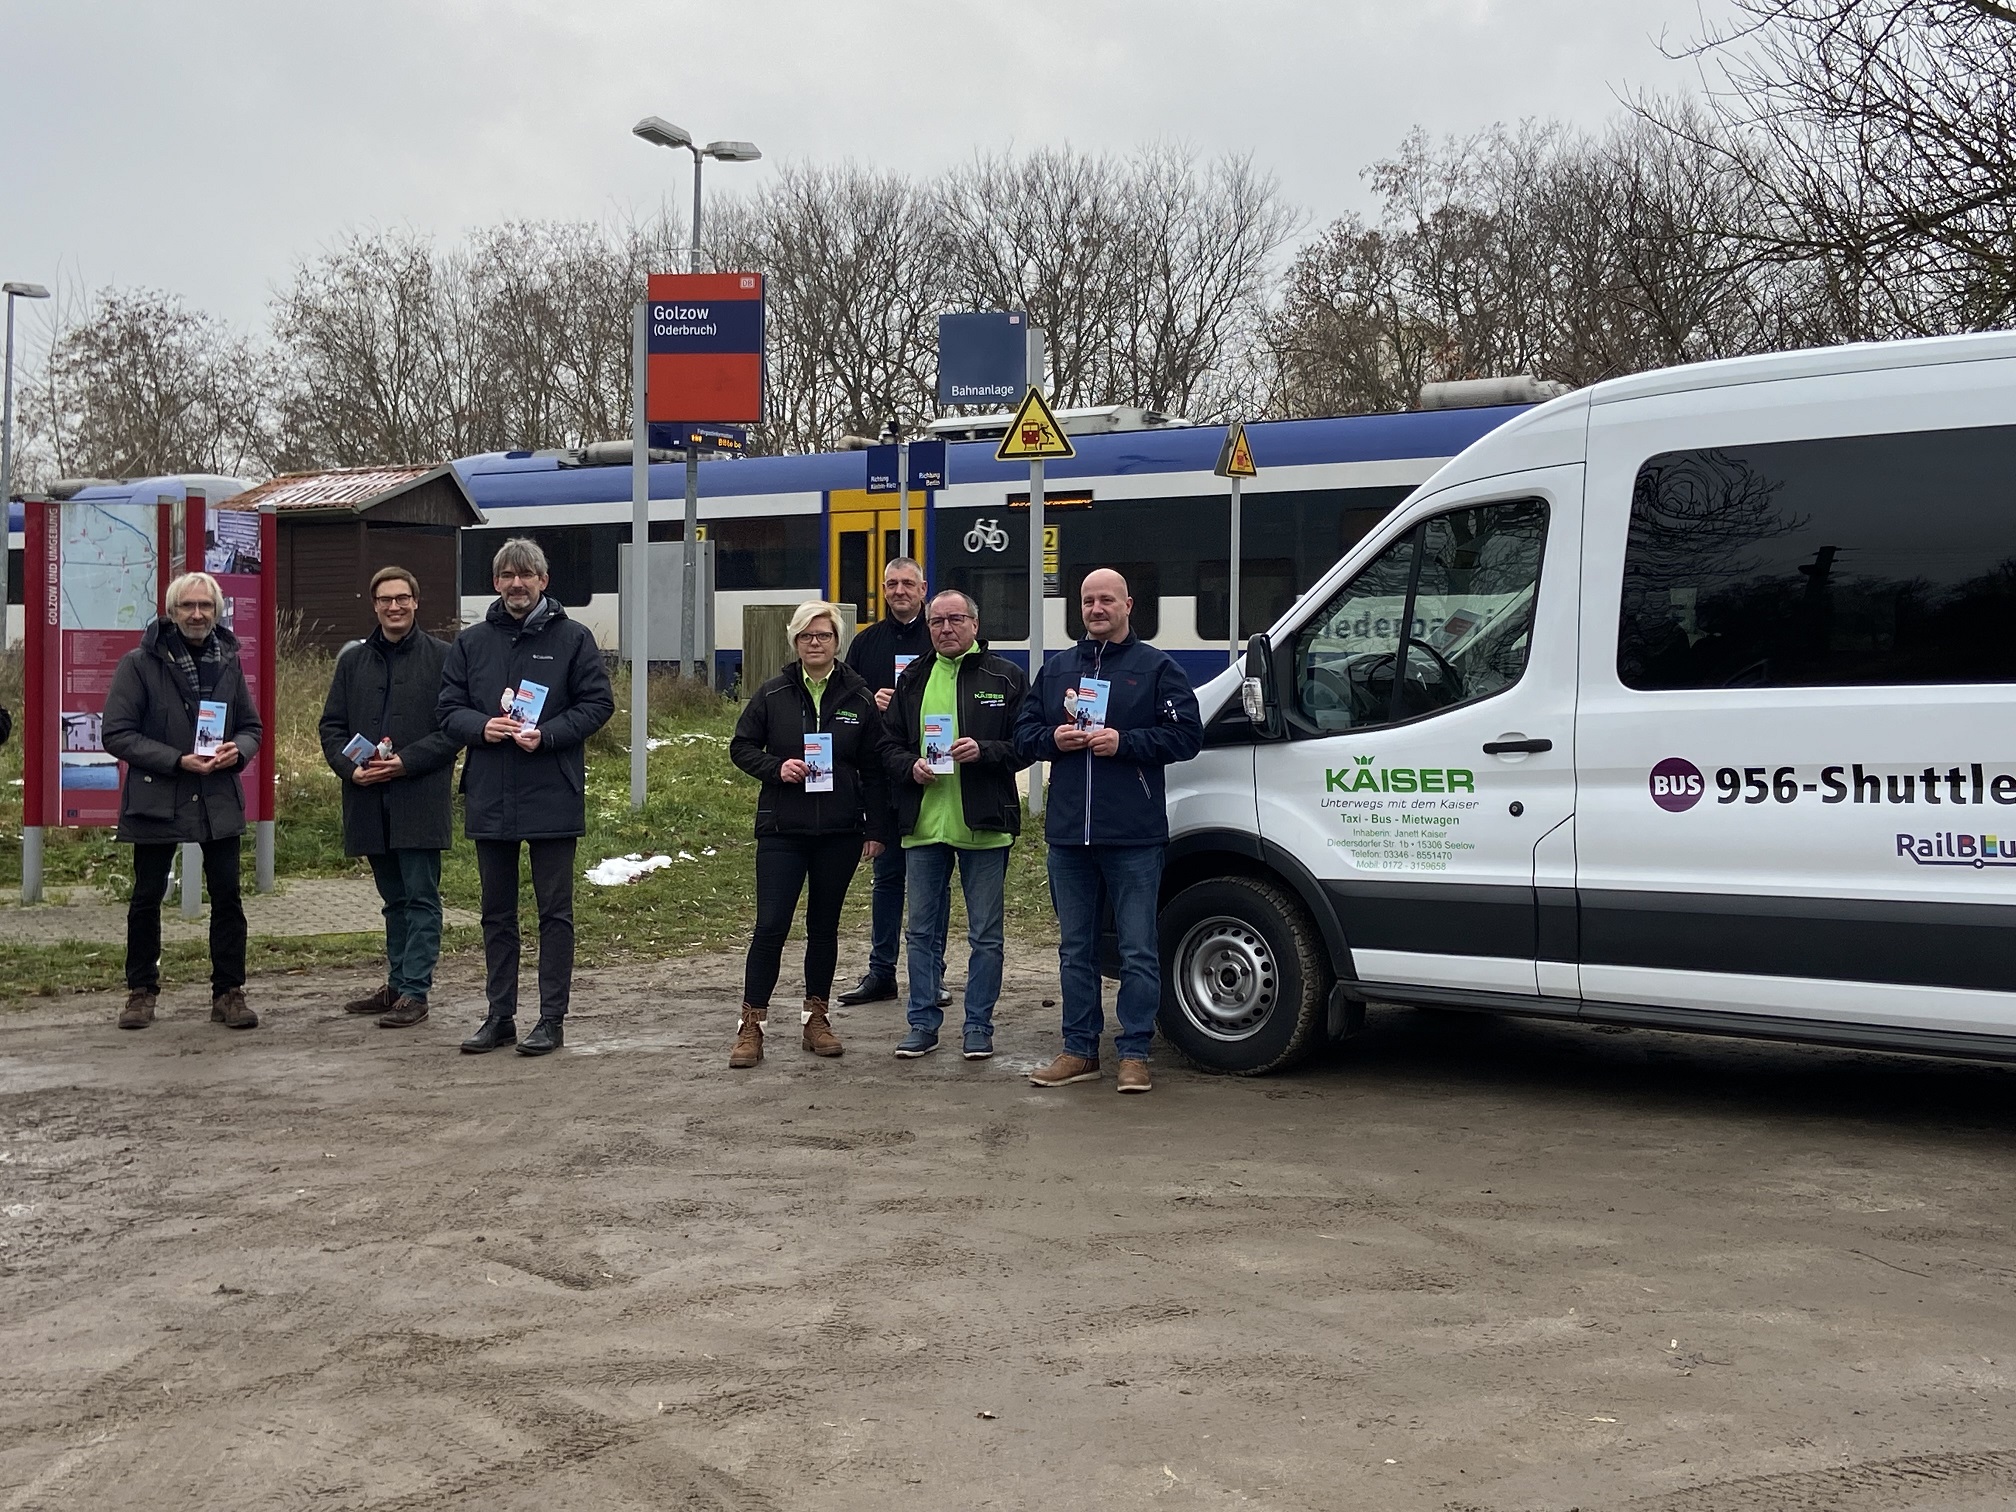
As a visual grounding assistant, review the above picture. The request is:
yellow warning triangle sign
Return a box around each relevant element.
[995,387,1076,461]
[1215,421,1257,478]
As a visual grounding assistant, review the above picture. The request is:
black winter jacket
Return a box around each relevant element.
[318,628,460,854]
[437,598,615,840]
[731,659,893,844]
[844,611,932,703]
[102,618,264,845]
[882,643,1030,839]
[1012,633,1203,847]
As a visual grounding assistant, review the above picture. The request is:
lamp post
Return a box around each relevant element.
[631,117,761,687]
[2,281,50,649]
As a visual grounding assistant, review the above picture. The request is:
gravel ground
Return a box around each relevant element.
[5,936,2016,1510]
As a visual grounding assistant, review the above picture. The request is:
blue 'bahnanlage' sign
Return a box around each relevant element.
[938,312,1026,407]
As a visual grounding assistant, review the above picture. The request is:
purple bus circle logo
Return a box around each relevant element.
[1649,757,1705,812]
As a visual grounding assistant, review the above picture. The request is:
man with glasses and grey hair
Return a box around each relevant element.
[881,588,1030,1060]
[437,538,614,1058]
[103,570,264,1031]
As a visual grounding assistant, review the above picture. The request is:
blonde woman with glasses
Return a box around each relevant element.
[726,601,893,1068]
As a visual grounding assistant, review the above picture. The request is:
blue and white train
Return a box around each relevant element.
[449,405,1529,688]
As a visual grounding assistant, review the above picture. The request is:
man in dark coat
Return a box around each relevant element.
[836,555,934,1007]
[436,538,614,1058]
[103,571,264,1031]
[1013,568,1203,1094]
[318,566,461,1029]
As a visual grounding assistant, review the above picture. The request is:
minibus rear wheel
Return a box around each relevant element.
[1158,876,1327,1074]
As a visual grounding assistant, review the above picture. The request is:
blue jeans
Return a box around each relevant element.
[367,848,444,1002]
[1047,843,1165,1062]
[867,830,906,978]
[904,843,1010,1036]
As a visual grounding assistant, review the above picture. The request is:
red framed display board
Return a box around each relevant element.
[645,271,765,424]
[22,491,276,830]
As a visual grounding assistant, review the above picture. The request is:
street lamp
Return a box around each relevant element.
[2,280,51,652]
[631,116,762,273]
[631,117,762,692]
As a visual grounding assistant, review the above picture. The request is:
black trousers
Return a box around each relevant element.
[742,833,863,1009]
[475,837,577,1023]
[128,838,245,994]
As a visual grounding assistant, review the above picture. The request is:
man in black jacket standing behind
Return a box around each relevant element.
[319,566,461,1029]
[437,539,614,1058]
[836,556,931,1007]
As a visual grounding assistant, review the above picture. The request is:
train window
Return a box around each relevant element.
[711,516,820,591]
[1066,563,1159,641]
[459,526,592,605]
[942,565,1028,640]
[1195,557,1298,642]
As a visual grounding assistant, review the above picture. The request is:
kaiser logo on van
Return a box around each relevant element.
[1325,755,1475,795]
[1650,757,1706,812]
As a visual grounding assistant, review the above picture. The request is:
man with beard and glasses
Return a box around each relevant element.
[437,539,614,1058]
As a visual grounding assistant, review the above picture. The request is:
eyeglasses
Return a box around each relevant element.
[374,594,415,607]
[927,614,973,628]
[796,630,837,644]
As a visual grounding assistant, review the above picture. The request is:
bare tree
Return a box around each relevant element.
[24,287,270,481]
[1650,0,2016,335]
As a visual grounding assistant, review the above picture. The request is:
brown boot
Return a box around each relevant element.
[729,1004,766,1068]
[344,983,395,1016]
[377,995,429,1029]
[802,997,843,1057]
[118,990,157,1030]
[211,988,258,1030]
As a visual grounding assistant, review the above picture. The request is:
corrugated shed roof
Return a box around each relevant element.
[228,464,443,512]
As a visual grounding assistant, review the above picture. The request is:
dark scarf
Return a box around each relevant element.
[162,622,225,697]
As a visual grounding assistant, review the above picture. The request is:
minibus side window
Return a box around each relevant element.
[1289,498,1547,733]
[1618,425,2016,689]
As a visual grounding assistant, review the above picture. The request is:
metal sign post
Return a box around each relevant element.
[630,301,649,808]
[995,333,1072,817]
[898,437,910,561]
[682,449,701,685]
[1214,422,1258,666]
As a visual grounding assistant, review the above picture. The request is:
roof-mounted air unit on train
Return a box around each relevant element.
[1416,376,1570,411]
[925,405,1193,443]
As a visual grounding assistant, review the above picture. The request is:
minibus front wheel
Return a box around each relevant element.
[1158,876,1328,1075]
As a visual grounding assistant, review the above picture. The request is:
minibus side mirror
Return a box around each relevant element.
[1241,633,1284,740]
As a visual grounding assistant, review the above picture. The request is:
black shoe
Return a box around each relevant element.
[516,1018,564,1056]
[937,988,953,1008]
[460,1016,516,1053]
[837,973,899,1006]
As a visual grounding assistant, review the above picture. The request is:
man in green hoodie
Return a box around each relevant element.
[882,590,1031,1061]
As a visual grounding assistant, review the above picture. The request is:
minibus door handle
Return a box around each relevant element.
[1481,737,1553,755]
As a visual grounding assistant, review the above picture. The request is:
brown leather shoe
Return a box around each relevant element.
[802,997,843,1057]
[378,995,429,1029]
[211,989,258,1030]
[118,990,157,1030]
[343,983,396,1016]
[729,1004,766,1069]
[1029,1053,1101,1087]
[1116,1059,1152,1093]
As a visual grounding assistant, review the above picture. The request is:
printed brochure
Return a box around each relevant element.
[894,655,916,679]
[803,732,835,793]
[923,714,955,774]
[341,733,377,765]
[1071,677,1111,732]
[509,680,550,727]
[194,700,228,757]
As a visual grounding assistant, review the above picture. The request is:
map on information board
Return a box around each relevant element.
[61,503,158,630]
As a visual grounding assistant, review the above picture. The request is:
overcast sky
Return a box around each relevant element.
[1,0,1728,340]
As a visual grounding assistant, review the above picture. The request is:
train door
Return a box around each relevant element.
[827,488,911,630]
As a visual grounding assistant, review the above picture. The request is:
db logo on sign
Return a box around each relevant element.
[1649,757,1705,812]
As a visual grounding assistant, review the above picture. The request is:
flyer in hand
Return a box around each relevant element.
[803,732,835,793]
[923,714,955,774]
[895,655,916,678]
[341,733,376,765]
[1073,677,1112,732]
[509,680,550,727]
[194,700,228,757]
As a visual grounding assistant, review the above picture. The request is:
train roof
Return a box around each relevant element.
[450,406,1530,511]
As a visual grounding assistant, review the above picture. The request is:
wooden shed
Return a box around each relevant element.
[228,463,485,652]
